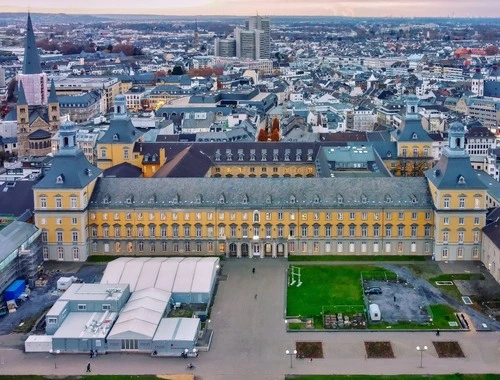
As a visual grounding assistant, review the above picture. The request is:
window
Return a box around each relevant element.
[219,226,226,237]
[385,242,391,253]
[474,217,480,225]
[459,217,465,225]
[398,225,404,237]
[458,231,464,243]
[55,197,62,209]
[289,213,295,221]
[301,225,308,237]
[442,247,448,258]
[349,225,356,237]
[443,231,449,243]
[472,247,479,258]
[425,212,431,220]
[57,231,63,242]
[72,247,79,260]
[266,212,272,221]
[397,242,404,252]
[266,225,272,238]
[373,225,380,237]
[337,212,343,221]
[161,241,168,251]
[114,226,120,238]
[102,304,111,311]
[150,242,156,252]
[349,212,355,220]
[42,231,48,242]
[443,197,450,209]
[288,241,296,253]
[42,247,49,260]
[398,212,404,220]
[424,225,431,237]
[197,225,203,238]
[47,317,57,324]
[40,197,47,208]
[386,212,392,220]
[70,196,77,209]
[361,225,367,237]
[253,212,260,223]
[278,212,283,220]
[457,247,464,258]
[411,225,417,237]
[337,242,343,253]
[278,225,284,237]
[138,241,144,252]
[425,242,430,253]
[126,226,132,237]
[443,217,449,225]
[337,224,344,237]
[412,212,417,220]
[473,231,479,243]
[349,242,355,253]
[385,225,392,237]
[301,242,307,253]
[78,304,87,311]
[172,225,179,237]
[289,225,295,237]
[137,226,144,238]
[72,231,78,243]
[100,148,107,158]
[325,212,331,221]
[325,225,331,237]
[123,148,129,159]
[72,217,77,225]
[361,212,367,221]
[459,197,465,209]
[196,242,202,252]
[184,225,190,237]
[301,213,308,221]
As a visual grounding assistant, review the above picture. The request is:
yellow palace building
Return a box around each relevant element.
[34,106,486,262]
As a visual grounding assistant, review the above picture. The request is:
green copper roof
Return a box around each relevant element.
[22,13,42,75]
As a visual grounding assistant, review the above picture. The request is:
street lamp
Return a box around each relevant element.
[416,345,427,368]
[285,349,297,368]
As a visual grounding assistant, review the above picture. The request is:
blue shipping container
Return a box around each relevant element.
[4,280,26,301]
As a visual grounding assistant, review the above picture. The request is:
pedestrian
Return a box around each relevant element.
[89,349,93,359]
[310,356,313,362]
[86,362,91,373]
[254,293,257,300]
[394,295,396,303]
[436,329,440,336]
[252,267,255,274]
[94,349,98,357]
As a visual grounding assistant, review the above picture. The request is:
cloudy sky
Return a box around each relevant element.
[0,0,499,17]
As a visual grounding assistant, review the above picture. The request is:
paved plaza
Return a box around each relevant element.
[1,258,500,380]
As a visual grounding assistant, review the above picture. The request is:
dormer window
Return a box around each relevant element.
[149,194,156,204]
[290,194,296,204]
[250,149,256,161]
[457,175,466,184]
[85,168,92,177]
[273,149,279,161]
[412,132,418,140]
[385,194,393,203]
[238,149,244,161]
[262,149,267,161]
[410,195,418,204]
[243,194,249,204]
[215,149,221,161]
[56,175,64,184]
[195,194,202,204]
[387,151,392,158]
[314,195,320,204]
[337,194,344,204]
[296,149,302,161]
[173,194,179,204]
[307,149,313,161]
[125,195,133,204]
[361,194,367,204]
[113,133,119,141]
[266,195,272,204]
[219,194,225,204]
[103,195,111,204]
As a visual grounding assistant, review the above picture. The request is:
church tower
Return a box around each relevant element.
[425,122,487,261]
[471,67,484,96]
[16,14,60,158]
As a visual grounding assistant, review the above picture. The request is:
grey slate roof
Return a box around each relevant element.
[23,13,42,75]
[425,153,487,190]
[393,117,433,142]
[89,177,432,210]
[98,117,144,144]
[0,180,38,216]
[103,162,142,178]
[34,149,103,190]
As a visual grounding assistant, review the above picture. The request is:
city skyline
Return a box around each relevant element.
[1,0,500,18]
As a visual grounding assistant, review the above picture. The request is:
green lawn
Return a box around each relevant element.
[288,255,426,262]
[286,265,382,317]
[286,375,499,380]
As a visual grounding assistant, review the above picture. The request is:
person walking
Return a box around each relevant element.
[86,362,91,373]
[89,349,93,359]
[254,293,257,300]
[252,267,255,274]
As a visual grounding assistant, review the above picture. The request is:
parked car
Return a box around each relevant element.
[364,287,382,295]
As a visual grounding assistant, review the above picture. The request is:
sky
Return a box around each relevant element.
[0,0,499,17]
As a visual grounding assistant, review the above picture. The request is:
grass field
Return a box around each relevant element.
[286,375,499,380]
[288,255,426,262]
[286,265,382,317]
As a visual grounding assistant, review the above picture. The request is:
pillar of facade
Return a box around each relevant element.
[249,243,254,258]
[272,242,277,258]
[284,242,289,258]
[260,242,264,258]
[237,242,242,258]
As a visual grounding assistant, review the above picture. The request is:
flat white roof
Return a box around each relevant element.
[172,258,199,293]
[152,317,200,342]
[47,300,68,317]
[53,311,117,339]
[59,283,129,302]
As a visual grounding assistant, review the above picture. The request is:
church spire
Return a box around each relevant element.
[48,78,58,103]
[23,13,42,75]
[17,81,28,106]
